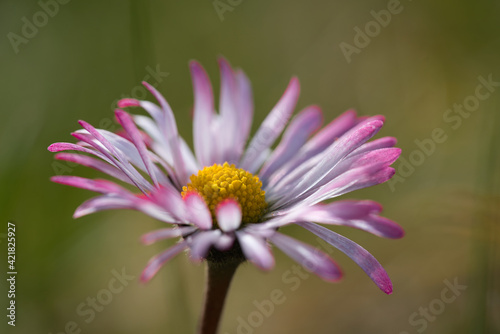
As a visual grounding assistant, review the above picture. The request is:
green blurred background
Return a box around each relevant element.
[1,0,499,333]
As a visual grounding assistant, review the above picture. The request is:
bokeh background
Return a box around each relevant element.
[1,0,499,333]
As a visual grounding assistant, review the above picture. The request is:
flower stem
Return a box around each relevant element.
[198,261,239,334]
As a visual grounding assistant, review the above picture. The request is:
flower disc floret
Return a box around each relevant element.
[182,162,267,226]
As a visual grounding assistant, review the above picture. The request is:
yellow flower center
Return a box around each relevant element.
[182,162,267,226]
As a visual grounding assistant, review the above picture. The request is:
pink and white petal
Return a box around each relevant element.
[54,153,133,185]
[115,110,160,186]
[298,222,393,294]
[234,69,254,157]
[150,186,189,223]
[290,148,401,199]
[269,232,342,282]
[245,149,272,175]
[140,240,188,283]
[133,114,199,175]
[117,98,141,108]
[350,136,397,156]
[299,109,359,160]
[135,200,178,224]
[184,191,213,230]
[217,57,240,163]
[216,198,242,232]
[354,215,405,239]
[179,138,200,176]
[188,230,222,262]
[190,61,216,166]
[51,176,131,195]
[72,128,152,193]
[259,105,323,183]
[48,142,114,166]
[73,195,138,218]
[236,232,275,270]
[316,200,382,219]
[94,129,169,185]
[263,201,403,239]
[296,164,396,207]
[141,226,197,245]
[240,77,300,173]
[142,82,189,186]
[265,109,358,188]
[269,118,385,206]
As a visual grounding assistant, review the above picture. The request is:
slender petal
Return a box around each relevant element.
[351,136,397,156]
[236,232,275,270]
[260,201,404,239]
[141,240,188,283]
[298,222,393,294]
[270,232,342,282]
[269,118,385,206]
[190,61,215,166]
[54,152,132,185]
[115,109,159,186]
[259,105,323,183]
[143,82,189,186]
[141,226,197,245]
[74,195,138,218]
[240,77,300,173]
[51,176,130,195]
[265,109,358,189]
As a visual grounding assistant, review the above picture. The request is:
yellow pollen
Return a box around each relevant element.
[181,162,267,226]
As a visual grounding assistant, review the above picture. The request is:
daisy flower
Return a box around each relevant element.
[49,58,403,334]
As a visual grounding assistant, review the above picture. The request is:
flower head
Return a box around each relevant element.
[49,58,403,294]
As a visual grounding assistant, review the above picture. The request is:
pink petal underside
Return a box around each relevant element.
[240,77,300,173]
[142,82,189,186]
[234,69,254,156]
[300,164,396,207]
[280,148,401,208]
[188,230,222,262]
[141,226,197,245]
[49,142,114,166]
[236,232,275,270]
[117,98,141,108]
[263,200,404,239]
[298,222,393,294]
[73,194,176,223]
[350,136,397,156]
[183,191,212,230]
[265,109,358,189]
[270,118,385,207]
[73,195,137,218]
[73,125,152,194]
[140,240,188,283]
[51,176,131,195]
[259,105,323,183]
[190,61,216,167]
[216,198,242,232]
[150,185,189,223]
[115,110,159,186]
[269,232,342,282]
[217,57,240,164]
[54,152,132,185]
